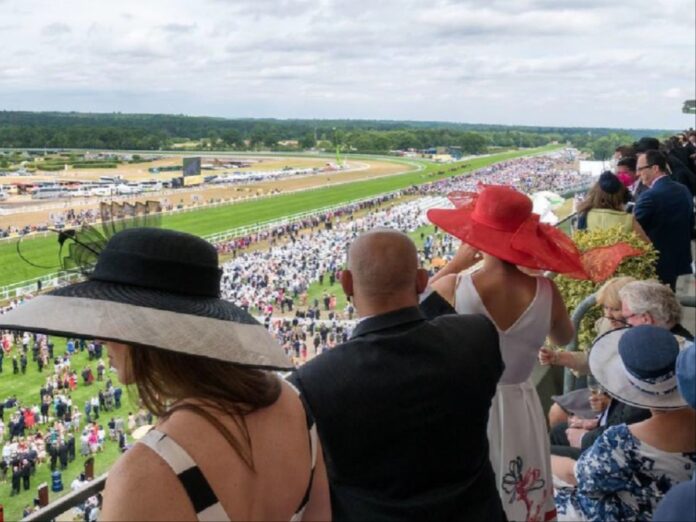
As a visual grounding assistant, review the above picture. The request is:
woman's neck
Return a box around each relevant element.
[636,408,696,450]
[481,255,522,275]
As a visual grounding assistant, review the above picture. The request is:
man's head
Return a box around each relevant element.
[618,280,682,328]
[616,156,636,177]
[615,156,637,186]
[636,150,667,187]
[341,229,428,316]
[633,137,661,153]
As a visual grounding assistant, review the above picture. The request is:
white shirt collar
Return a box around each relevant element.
[649,174,668,188]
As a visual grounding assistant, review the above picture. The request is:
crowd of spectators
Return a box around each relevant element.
[217,150,590,324]
[0,330,134,511]
[1,136,694,519]
[219,197,439,317]
[418,148,590,197]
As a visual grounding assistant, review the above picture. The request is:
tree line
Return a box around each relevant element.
[0,111,668,159]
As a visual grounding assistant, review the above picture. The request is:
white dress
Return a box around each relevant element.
[455,273,556,522]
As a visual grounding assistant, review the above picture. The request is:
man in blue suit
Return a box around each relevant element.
[634,150,694,289]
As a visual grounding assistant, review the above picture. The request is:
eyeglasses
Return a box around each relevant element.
[602,316,633,327]
[636,164,655,172]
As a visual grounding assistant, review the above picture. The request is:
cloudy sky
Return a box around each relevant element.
[1,0,694,129]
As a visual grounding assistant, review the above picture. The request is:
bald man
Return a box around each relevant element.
[290,229,505,521]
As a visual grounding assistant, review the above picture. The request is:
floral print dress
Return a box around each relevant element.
[555,424,696,521]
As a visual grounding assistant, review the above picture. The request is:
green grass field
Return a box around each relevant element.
[0,146,559,289]
[0,339,138,521]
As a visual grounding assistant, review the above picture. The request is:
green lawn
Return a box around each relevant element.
[0,146,558,289]
[0,339,138,521]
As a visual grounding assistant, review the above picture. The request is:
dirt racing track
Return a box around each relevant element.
[0,156,415,229]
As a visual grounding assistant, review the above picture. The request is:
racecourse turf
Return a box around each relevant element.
[0,146,558,288]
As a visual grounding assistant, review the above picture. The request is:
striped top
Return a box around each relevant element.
[138,392,318,521]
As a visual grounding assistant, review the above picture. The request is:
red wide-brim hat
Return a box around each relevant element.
[428,185,643,281]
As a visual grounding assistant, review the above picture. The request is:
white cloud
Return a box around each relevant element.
[0,0,693,129]
[663,87,684,99]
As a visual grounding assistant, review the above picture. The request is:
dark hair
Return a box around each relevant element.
[634,137,661,153]
[616,156,637,171]
[577,179,628,214]
[665,136,682,151]
[639,150,668,172]
[128,345,281,470]
[615,145,635,158]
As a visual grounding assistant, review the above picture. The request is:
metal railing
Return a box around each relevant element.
[24,475,108,522]
[562,293,598,393]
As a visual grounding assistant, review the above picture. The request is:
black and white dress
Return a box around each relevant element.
[138,400,318,521]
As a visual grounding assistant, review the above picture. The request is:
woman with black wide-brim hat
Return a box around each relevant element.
[0,228,330,520]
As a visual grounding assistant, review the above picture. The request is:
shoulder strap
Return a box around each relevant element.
[139,429,230,522]
[285,381,318,519]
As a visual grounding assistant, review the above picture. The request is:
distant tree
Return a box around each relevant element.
[587,133,634,161]
[299,132,316,149]
[459,132,488,154]
[221,129,242,147]
[683,100,695,114]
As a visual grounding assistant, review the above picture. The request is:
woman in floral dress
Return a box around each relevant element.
[554,326,696,521]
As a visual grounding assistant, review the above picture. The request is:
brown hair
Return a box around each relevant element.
[615,145,635,158]
[576,182,627,214]
[128,346,281,470]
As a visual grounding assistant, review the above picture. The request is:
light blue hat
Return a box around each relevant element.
[676,342,695,409]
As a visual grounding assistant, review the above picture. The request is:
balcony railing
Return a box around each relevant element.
[23,474,108,522]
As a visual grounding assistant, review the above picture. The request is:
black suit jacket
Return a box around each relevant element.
[580,399,651,450]
[290,296,505,521]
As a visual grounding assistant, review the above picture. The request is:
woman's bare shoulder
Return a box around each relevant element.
[101,442,192,520]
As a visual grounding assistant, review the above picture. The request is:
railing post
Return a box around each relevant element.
[37,483,49,508]
[84,457,95,481]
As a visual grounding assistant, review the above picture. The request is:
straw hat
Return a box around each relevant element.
[589,325,690,410]
[0,228,292,370]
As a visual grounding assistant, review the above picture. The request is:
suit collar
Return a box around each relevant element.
[649,174,669,188]
[351,306,425,338]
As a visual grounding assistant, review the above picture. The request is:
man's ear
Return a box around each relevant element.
[340,269,354,298]
[415,268,429,295]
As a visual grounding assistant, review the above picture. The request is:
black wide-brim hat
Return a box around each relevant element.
[0,228,292,370]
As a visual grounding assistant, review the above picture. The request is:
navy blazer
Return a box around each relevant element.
[290,296,505,521]
[634,176,694,288]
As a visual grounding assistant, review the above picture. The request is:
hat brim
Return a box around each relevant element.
[427,206,540,269]
[589,328,689,411]
[0,284,293,371]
